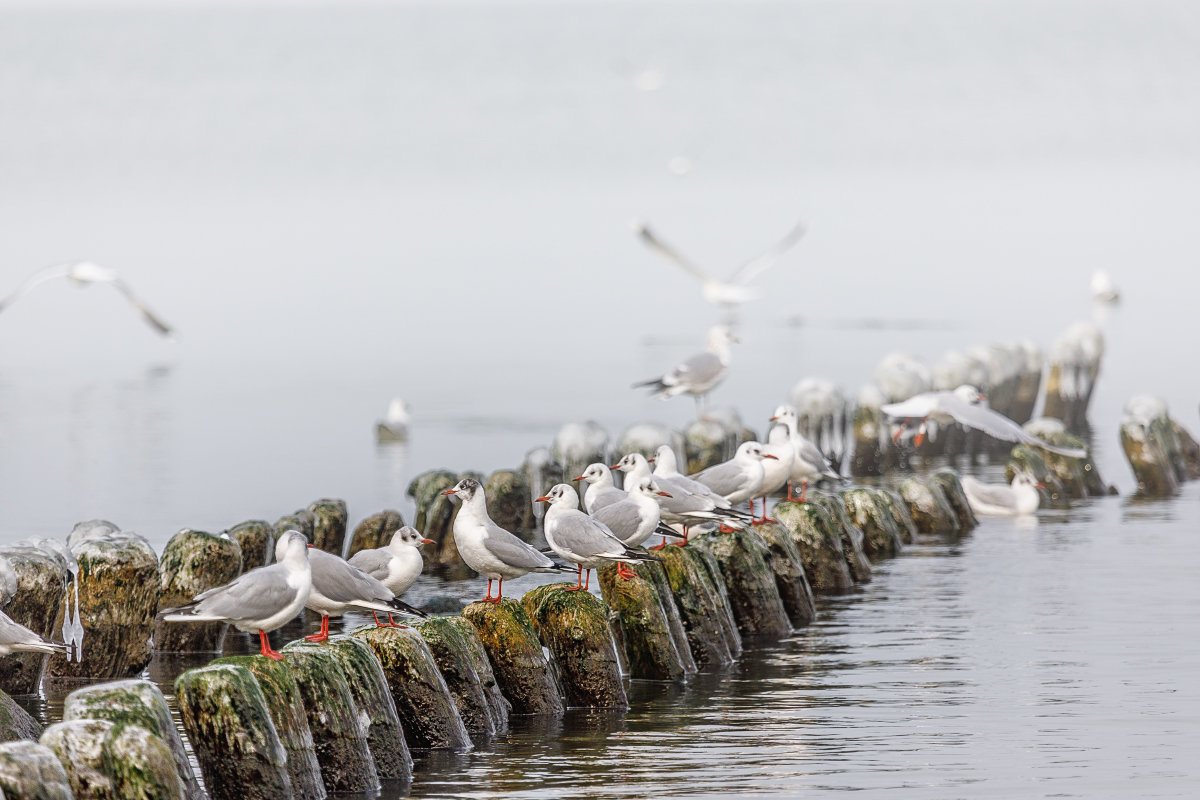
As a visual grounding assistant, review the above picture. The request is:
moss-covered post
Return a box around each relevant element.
[307,499,348,556]
[687,547,743,659]
[41,717,186,800]
[322,635,412,778]
[810,494,872,584]
[209,656,324,800]
[772,501,854,594]
[461,599,566,713]
[0,740,74,800]
[655,546,738,666]
[225,520,273,568]
[683,418,734,473]
[416,617,508,736]
[1004,445,1070,509]
[689,530,791,639]
[351,626,472,749]
[752,522,818,628]
[175,664,294,800]
[897,477,961,535]
[63,679,204,800]
[273,510,315,543]
[0,687,42,743]
[841,489,905,560]
[485,470,534,536]
[346,510,406,559]
[521,585,627,709]
[0,547,66,695]
[154,529,243,653]
[48,533,160,680]
[597,563,692,681]
[280,641,380,793]
[877,489,918,544]
[932,471,979,532]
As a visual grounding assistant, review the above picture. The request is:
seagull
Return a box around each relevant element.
[770,405,845,502]
[631,218,806,321]
[591,477,674,574]
[538,483,662,589]
[614,451,750,539]
[881,385,1088,459]
[442,478,572,602]
[0,261,175,338]
[574,462,626,514]
[632,325,737,410]
[0,557,17,608]
[304,546,427,642]
[962,474,1043,517]
[0,609,68,656]
[690,440,777,508]
[750,421,795,523]
[375,398,410,442]
[160,530,312,661]
[1090,270,1120,304]
[347,526,432,625]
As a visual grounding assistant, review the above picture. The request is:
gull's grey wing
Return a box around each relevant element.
[191,565,298,623]
[664,351,723,389]
[0,610,62,651]
[795,436,836,475]
[310,551,392,604]
[553,513,627,559]
[729,219,806,287]
[482,525,556,570]
[346,548,391,580]
[0,263,71,312]
[592,500,646,540]
[692,461,744,498]
[634,222,716,284]
[589,489,625,513]
[109,279,175,338]
[945,399,1087,458]
[881,393,941,419]
[962,478,1017,510]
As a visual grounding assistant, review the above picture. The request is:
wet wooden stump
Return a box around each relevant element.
[551,421,610,495]
[63,679,205,800]
[931,471,979,532]
[521,585,628,709]
[1004,446,1071,509]
[225,520,273,569]
[656,545,739,667]
[41,717,186,800]
[175,664,293,800]
[0,740,74,800]
[841,489,904,560]
[689,529,791,639]
[209,656,324,800]
[811,494,872,583]
[416,616,509,736]
[48,533,160,680]
[307,498,348,556]
[281,642,380,793]
[325,635,412,778]
[773,501,854,595]
[351,626,472,749]
[752,523,817,628]
[485,470,534,536]
[346,510,406,559]
[1119,396,1195,498]
[597,562,693,682]
[461,599,565,712]
[0,687,41,743]
[155,529,243,653]
[876,489,918,544]
[273,510,316,543]
[897,477,962,535]
[0,546,66,695]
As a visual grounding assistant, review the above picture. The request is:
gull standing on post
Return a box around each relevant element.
[750,421,795,523]
[633,325,738,411]
[616,450,751,543]
[538,484,661,588]
[442,478,571,603]
[160,530,312,661]
[591,477,676,573]
[348,526,432,625]
[574,462,626,514]
[771,405,844,502]
[690,441,777,511]
[304,547,428,643]
[0,261,176,338]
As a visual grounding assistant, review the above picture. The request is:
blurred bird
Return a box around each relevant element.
[633,325,737,411]
[0,609,68,656]
[376,398,411,442]
[962,473,1043,517]
[346,526,434,627]
[0,261,175,338]
[538,483,662,589]
[1090,270,1120,304]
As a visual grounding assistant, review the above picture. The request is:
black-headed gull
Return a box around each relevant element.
[590,477,673,573]
[751,422,795,523]
[160,530,312,661]
[689,440,777,507]
[614,451,750,540]
[304,547,427,642]
[574,462,626,514]
[633,325,737,410]
[347,526,432,625]
[538,484,661,589]
[770,405,845,502]
[962,474,1043,516]
[442,478,571,602]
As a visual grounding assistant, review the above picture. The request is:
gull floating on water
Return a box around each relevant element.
[962,473,1043,516]
[442,478,571,602]
[539,483,661,589]
[376,398,411,442]
[0,261,176,339]
[348,526,433,625]
[632,218,806,322]
[881,385,1088,459]
[304,547,427,642]
[0,609,68,656]
[633,325,737,410]
[160,530,312,661]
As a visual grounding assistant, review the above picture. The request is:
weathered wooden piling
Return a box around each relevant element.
[841,488,905,560]
[597,562,693,681]
[209,656,324,800]
[0,740,74,800]
[48,532,160,679]
[876,489,918,544]
[1043,322,1103,432]
[63,679,205,800]
[462,599,566,712]
[521,585,628,709]
[689,529,791,639]
[810,494,872,583]
[416,616,509,736]
[0,545,67,695]
[683,417,735,473]
[850,385,904,477]
[66,519,120,547]
[1018,418,1110,497]
[1119,396,1196,497]
[351,626,473,749]
[1004,445,1071,509]
[931,471,979,532]
[773,501,854,594]
[175,664,294,800]
[655,545,741,666]
[41,717,186,800]
[225,520,274,568]
[346,509,406,558]
[485,470,534,535]
[307,499,348,555]
[326,635,412,778]
[751,522,818,628]
[0,687,42,743]
[522,447,563,527]
[155,529,243,653]
[615,422,684,462]
[273,510,316,542]
[280,641,380,793]
[897,477,961,535]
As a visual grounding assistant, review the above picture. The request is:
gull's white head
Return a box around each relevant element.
[535,483,579,508]
[770,404,798,425]
[953,385,986,405]
[652,444,679,471]
[390,525,433,550]
[612,453,649,473]
[276,530,310,565]
[385,399,410,425]
[635,477,672,499]
[1011,473,1042,491]
[574,463,611,485]
[735,441,775,461]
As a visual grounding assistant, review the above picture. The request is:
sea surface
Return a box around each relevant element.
[2,1,1199,797]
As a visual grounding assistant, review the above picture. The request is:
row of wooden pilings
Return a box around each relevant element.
[0,472,980,800]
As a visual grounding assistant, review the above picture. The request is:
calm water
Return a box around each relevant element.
[3,0,1200,796]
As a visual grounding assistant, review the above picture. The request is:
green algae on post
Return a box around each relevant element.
[752,522,818,628]
[655,545,738,665]
[773,501,854,595]
[416,616,507,736]
[597,562,691,682]
[155,529,244,653]
[307,498,348,555]
[841,489,905,561]
[326,634,412,778]
[689,529,791,639]
[225,520,274,569]
[41,717,186,800]
[0,739,74,800]
[896,477,961,535]
[462,599,566,713]
[810,493,872,584]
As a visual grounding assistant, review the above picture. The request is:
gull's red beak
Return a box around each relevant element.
[572,475,585,481]
[1036,482,1046,489]
[657,491,672,498]
[307,544,314,548]
[764,454,779,460]
[769,415,779,421]
[535,495,551,503]
[421,538,435,544]
[609,464,621,470]
[647,457,655,463]
[440,489,457,496]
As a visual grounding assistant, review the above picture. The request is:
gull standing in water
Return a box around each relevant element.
[348,526,433,626]
[442,478,571,602]
[962,474,1044,517]
[882,385,1088,458]
[304,547,427,642]
[771,405,845,502]
[160,530,312,661]
[631,218,806,322]
[633,325,737,411]
[0,261,175,338]
[538,484,661,588]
